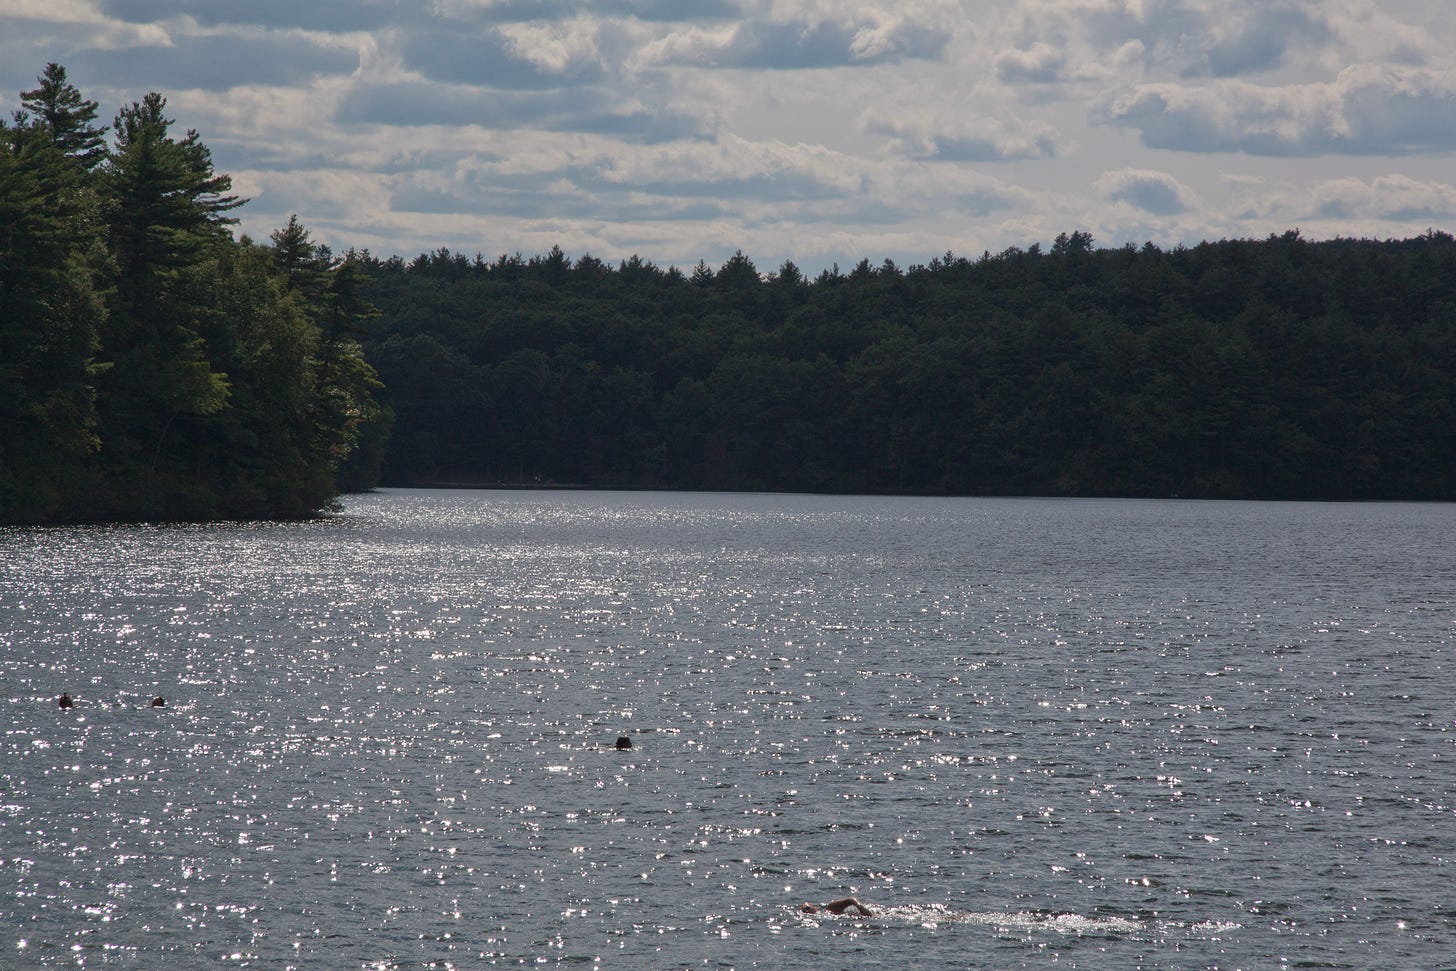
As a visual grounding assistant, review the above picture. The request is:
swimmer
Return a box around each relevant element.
[58,693,74,709]
[800,896,873,916]
[615,736,632,750]
[150,696,166,707]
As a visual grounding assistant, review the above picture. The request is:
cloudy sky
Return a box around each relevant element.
[3,0,1455,271]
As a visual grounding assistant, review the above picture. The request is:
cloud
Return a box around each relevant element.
[394,24,605,88]
[587,133,867,200]
[165,79,351,149]
[97,0,744,30]
[386,168,736,223]
[317,128,1030,268]
[861,107,1060,161]
[336,78,702,140]
[97,0,411,32]
[9,0,1456,277]
[1096,168,1198,215]
[0,15,178,97]
[238,167,395,222]
[1081,0,1329,77]
[1304,175,1456,223]
[496,19,609,75]
[78,29,361,92]
[369,130,1024,229]
[429,0,743,26]
[994,42,1066,84]
[1010,0,1204,73]
[1184,4,1331,77]
[1007,0,1384,82]
[1096,65,1456,156]
[639,3,954,69]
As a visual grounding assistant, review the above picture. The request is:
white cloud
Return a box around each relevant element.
[1180,3,1331,77]
[1246,174,1456,224]
[591,133,867,197]
[637,1,955,69]
[168,78,346,142]
[496,18,607,75]
[1319,174,1456,221]
[6,0,1456,271]
[994,42,1066,84]
[1005,0,1436,85]
[860,106,1060,161]
[1097,65,1456,156]
[2,0,110,25]
[1096,167,1198,215]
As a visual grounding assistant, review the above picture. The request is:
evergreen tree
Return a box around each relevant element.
[351,230,1456,501]
[270,213,330,307]
[3,67,386,523]
[18,63,108,171]
[94,92,242,512]
[0,99,106,522]
[269,220,387,492]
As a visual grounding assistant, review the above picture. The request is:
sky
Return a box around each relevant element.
[3,0,1455,272]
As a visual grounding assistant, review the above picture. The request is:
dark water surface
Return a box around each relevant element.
[2,490,1453,969]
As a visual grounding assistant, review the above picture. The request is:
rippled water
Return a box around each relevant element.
[2,490,1453,969]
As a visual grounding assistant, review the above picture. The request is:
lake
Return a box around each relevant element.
[2,489,1453,969]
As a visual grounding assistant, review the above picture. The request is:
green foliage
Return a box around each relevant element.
[0,67,383,524]
[9,63,1449,511]
[353,231,1456,501]
[18,63,108,171]
[0,100,106,520]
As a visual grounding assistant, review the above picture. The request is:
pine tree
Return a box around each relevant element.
[0,93,106,523]
[18,63,108,171]
[94,92,243,513]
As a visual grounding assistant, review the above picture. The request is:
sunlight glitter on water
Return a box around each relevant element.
[2,491,1454,969]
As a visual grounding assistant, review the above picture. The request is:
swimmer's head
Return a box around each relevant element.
[615,736,632,750]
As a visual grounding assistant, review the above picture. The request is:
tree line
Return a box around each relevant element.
[1,65,384,524]
[352,230,1456,501]
[6,66,1456,523]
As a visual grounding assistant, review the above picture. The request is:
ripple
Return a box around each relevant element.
[2,491,1454,969]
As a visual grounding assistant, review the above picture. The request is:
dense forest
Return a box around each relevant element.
[6,68,1456,524]
[1,65,384,525]
[352,230,1456,501]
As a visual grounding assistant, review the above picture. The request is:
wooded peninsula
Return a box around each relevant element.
[2,66,382,525]
[4,67,1455,524]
